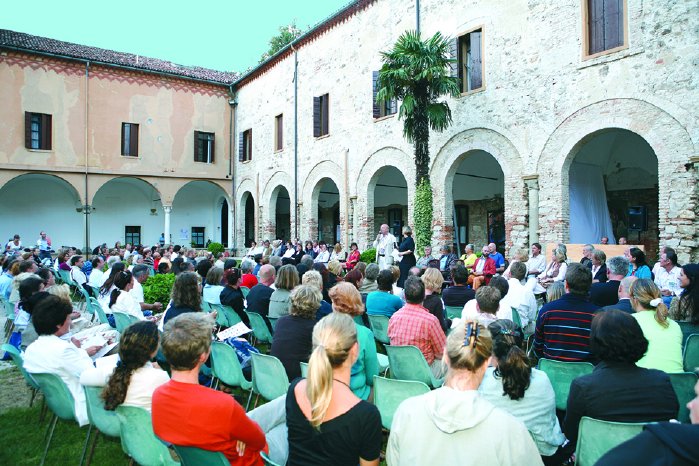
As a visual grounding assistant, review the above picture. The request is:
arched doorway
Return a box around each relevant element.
[568,128,659,255]
[372,166,408,238]
[91,177,162,247]
[270,186,291,240]
[241,192,256,248]
[0,173,82,249]
[450,151,505,255]
[315,178,340,244]
[172,181,229,248]
[220,200,229,247]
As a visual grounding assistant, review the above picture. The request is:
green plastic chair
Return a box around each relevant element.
[678,324,699,347]
[574,416,647,466]
[172,445,228,466]
[208,304,230,327]
[220,304,243,326]
[373,375,430,430]
[250,352,289,408]
[683,333,699,372]
[368,315,390,345]
[268,316,278,331]
[261,451,282,466]
[1,343,41,408]
[113,311,140,334]
[240,286,250,299]
[385,345,444,388]
[538,358,594,411]
[1,298,15,337]
[210,342,253,410]
[246,311,274,346]
[82,385,121,465]
[88,297,109,325]
[377,353,390,375]
[300,361,308,378]
[444,306,463,320]
[510,306,523,328]
[201,301,213,312]
[669,372,698,423]
[32,372,91,466]
[115,405,180,466]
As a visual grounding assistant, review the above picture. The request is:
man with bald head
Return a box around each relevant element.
[487,242,505,274]
[245,264,276,332]
[600,276,636,314]
[373,223,397,271]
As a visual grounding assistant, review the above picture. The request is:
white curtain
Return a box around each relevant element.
[569,162,616,244]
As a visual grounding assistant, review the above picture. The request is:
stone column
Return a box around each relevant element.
[348,196,357,246]
[163,205,172,245]
[524,176,539,246]
[227,205,234,250]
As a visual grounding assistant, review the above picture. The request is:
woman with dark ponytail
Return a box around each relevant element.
[108,270,145,320]
[100,321,168,411]
[479,319,566,465]
[98,262,126,315]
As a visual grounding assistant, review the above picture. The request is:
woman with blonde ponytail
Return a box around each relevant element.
[285,312,382,466]
[630,278,683,372]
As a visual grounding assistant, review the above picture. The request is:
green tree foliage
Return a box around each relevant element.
[143,273,175,306]
[376,31,460,253]
[207,242,225,256]
[360,248,377,264]
[259,22,303,63]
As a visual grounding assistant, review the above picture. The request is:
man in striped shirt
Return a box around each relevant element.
[533,263,599,362]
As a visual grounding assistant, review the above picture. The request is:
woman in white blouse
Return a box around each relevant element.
[109,270,145,320]
[533,248,568,294]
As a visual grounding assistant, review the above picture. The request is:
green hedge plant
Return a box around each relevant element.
[143,273,175,306]
[360,248,377,264]
[207,242,225,256]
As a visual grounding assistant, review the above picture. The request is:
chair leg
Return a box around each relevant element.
[38,396,47,424]
[253,393,260,410]
[79,424,93,466]
[245,388,253,411]
[29,387,37,408]
[40,414,58,466]
[84,430,100,466]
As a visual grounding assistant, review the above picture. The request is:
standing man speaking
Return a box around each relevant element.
[373,223,396,270]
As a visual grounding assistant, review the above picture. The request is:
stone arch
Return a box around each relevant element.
[261,171,295,240]
[88,175,163,206]
[172,180,232,247]
[535,98,697,262]
[354,147,415,249]
[430,127,526,252]
[301,160,345,242]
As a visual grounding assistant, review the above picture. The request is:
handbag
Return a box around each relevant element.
[391,244,402,263]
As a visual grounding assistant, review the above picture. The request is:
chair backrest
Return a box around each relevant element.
[251,352,289,401]
[444,306,463,320]
[299,362,308,378]
[683,333,699,373]
[246,311,274,344]
[373,375,430,430]
[678,323,699,347]
[575,416,646,466]
[1,298,14,319]
[115,405,179,466]
[268,316,278,331]
[385,345,443,388]
[510,307,522,328]
[210,342,252,390]
[367,315,390,345]
[82,385,121,437]
[31,372,76,421]
[88,297,109,324]
[538,358,594,411]
[240,286,250,299]
[172,445,228,466]
[113,312,139,334]
[220,305,243,326]
[201,301,213,312]
[1,343,39,390]
[208,304,230,327]
[668,371,698,424]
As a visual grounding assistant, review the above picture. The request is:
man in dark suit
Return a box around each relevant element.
[580,244,594,268]
[590,255,629,307]
[246,264,276,331]
[600,276,636,314]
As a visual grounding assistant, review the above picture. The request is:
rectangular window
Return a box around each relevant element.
[24,112,52,150]
[313,94,329,137]
[191,227,205,248]
[194,131,215,163]
[275,114,283,151]
[586,0,625,56]
[125,226,141,246]
[455,30,483,93]
[121,122,139,157]
[372,71,397,119]
[239,129,252,162]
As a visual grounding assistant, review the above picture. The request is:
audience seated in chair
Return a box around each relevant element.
[600,276,636,314]
[669,263,698,324]
[421,267,449,332]
[366,269,403,318]
[590,255,629,307]
[467,246,496,290]
[442,265,476,308]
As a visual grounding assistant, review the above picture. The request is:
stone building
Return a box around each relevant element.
[1,0,698,263]
[233,0,698,263]
[0,30,237,250]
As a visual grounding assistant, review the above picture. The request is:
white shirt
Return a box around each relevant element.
[215,259,225,269]
[374,233,397,256]
[111,290,145,320]
[314,250,330,264]
[654,266,682,296]
[98,285,116,314]
[203,284,225,304]
[88,268,104,288]
[130,279,145,304]
[80,362,169,412]
[24,334,94,426]
[5,241,22,252]
[503,278,538,333]
[526,254,546,275]
[70,265,87,286]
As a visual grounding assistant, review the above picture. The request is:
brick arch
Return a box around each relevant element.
[0,171,83,203]
[535,98,697,262]
[261,171,295,240]
[88,175,164,207]
[354,146,414,249]
[430,127,526,251]
[236,177,257,250]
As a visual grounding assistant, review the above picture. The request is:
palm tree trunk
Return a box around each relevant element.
[414,86,430,185]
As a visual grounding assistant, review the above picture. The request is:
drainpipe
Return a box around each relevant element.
[229,85,238,251]
[84,61,90,255]
[291,43,299,239]
[416,0,421,35]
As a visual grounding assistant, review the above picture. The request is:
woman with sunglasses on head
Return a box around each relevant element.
[387,320,542,465]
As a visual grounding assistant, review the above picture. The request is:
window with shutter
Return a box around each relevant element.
[24,112,52,150]
[586,0,625,56]
[241,129,252,161]
[458,29,484,93]
[313,94,329,137]
[275,114,283,151]
[121,123,139,157]
[194,131,215,163]
[373,71,397,119]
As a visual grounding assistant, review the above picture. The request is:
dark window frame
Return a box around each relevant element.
[121,122,139,157]
[24,112,52,150]
[274,114,283,151]
[194,131,215,163]
[585,0,626,57]
[452,28,483,94]
[191,227,205,248]
[313,94,330,138]
[239,129,252,162]
[372,71,397,119]
[125,226,141,246]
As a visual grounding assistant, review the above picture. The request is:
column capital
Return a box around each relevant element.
[163,205,172,213]
[522,175,539,190]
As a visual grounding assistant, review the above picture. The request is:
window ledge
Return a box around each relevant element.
[274,149,284,154]
[26,149,53,153]
[459,87,486,98]
[315,134,330,140]
[241,160,252,164]
[579,46,643,69]
[192,160,216,165]
[373,114,396,123]
[121,154,141,159]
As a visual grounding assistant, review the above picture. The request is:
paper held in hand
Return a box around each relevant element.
[216,322,252,341]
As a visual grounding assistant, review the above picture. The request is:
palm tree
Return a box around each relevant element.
[376,30,460,253]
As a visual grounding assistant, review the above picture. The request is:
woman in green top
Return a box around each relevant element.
[269,264,300,319]
[329,282,379,401]
[630,279,683,373]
